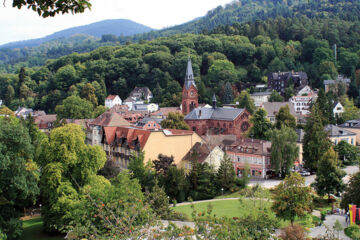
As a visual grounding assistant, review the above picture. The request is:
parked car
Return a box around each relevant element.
[300,170,310,176]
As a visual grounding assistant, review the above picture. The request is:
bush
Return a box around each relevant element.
[166,211,190,221]
[280,224,307,240]
[320,210,327,221]
[345,225,360,240]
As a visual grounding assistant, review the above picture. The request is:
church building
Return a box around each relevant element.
[182,57,251,139]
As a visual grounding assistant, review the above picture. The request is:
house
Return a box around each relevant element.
[333,102,344,117]
[324,75,351,93]
[290,92,318,116]
[339,119,360,145]
[261,102,297,123]
[324,124,357,146]
[87,112,131,146]
[185,95,251,139]
[34,114,57,133]
[123,112,145,124]
[250,91,272,107]
[267,71,308,96]
[182,142,224,171]
[133,103,159,113]
[136,117,162,130]
[101,127,203,170]
[14,107,46,119]
[128,87,153,103]
[224,138,271,179]
[296,85,314,96]
[150,107,182,119]
[105,95,122,109]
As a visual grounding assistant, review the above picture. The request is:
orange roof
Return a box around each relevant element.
[151,107,181,117]
[106,95,119,100]
[103,126,151,149]
[91,112,130,127]
[103,127,118,144]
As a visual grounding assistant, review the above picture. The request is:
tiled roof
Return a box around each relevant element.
[35,114,57,129]
[103,126,151,149]
[106,95,119,100]
[90,112,130,127]
[225,138,271,156]
[251,91,272,96]
[184,107,245,121]
[262,102,296,117]
[151,107,182,117]
[339,119,360,129]
[182,142,214,163]
[324,124,356,137]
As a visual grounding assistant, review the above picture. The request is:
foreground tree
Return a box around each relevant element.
[303,104,331,171]
[216,154,236,191]
[55,95,94,119]
[0,117,39,240]
[334,140,360,165]
[128,151,155,191]
[268,126,299,176]
[313,148,345,200]
[9,0,91,18]
[341,172,360,209]
[248,108,272,140]
[272,173,312,226]
[160,112,190,130]
[38,124,106,232]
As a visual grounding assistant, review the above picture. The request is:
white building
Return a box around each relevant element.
[0,100,3,107]
[333,102,344,117]
[105,95,122,109]
[290,92,317,116]
[296,85,314,96]
[250,92,272,107]
[133,103,159,113]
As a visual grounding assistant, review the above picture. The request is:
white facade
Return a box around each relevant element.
[250,92,272,107]
[0,100,2,107]
[290,93,317,116]
[147,103,159,112]
[333,102,344,117]
[297,85,313,96]
[105,95,122,109]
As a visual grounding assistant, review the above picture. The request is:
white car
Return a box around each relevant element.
[300,171,310,176]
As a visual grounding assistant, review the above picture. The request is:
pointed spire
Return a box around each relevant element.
[184,54,197,89]
[212,93,217,109]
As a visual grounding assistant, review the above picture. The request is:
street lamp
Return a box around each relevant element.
[221,188,224,196]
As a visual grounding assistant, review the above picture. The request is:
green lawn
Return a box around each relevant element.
[22,217,64,240]
[173,199,318,228]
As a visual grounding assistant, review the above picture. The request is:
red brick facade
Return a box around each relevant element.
[182,84,198,115]
[185,110,251,139]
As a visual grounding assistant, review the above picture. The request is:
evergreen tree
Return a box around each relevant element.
[222,82,234,104]
[313,148,345,200]
[18,67,27,85]
[4,85,15,106]
[188,163,217,201]
[341,172,360,209]
[145,179,171,218]
[249,108,273,140]
[235,90,255,114]
[216,154,236,191]
[303,104,332,171]
[275,105,297,130]
[268,126,299,176]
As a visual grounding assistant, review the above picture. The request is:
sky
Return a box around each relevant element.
[0,0,233,45]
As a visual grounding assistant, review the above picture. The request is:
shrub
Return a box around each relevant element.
[345,225,360,240]
[280,224,307,240]
[321,210,327,221]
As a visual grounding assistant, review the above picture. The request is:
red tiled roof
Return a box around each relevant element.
[106,95,119,100]
[151,107,181,117]
[35,114,57,129]
[103,126,151,149]
[182,142,214,163]
[91,112,130,127]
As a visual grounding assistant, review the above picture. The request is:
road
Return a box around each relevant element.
[248,165,359,188]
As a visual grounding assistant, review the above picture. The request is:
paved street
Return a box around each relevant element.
[309,214,350,239]
[249,165,359,188]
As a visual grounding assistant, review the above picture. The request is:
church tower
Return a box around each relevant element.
[182,56,198,115]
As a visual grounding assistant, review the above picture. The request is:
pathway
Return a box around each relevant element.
[309,214,350,240]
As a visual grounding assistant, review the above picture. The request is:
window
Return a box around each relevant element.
[148,124,151,127]
[351,138,354,145]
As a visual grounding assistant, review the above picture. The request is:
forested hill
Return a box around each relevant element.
[119,0,360,42]
[0,19,153,49]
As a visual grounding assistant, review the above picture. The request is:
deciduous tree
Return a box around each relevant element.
[341,172,360,209]
[235,90,255,114]
[272,173,313,226]
[55,95,94,119]
[248,108,272,140]
[160,112,190,130]
[269,90,284,102]
[275,105,297,130]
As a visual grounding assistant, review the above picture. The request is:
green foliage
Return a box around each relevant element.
[128,151,155,191]
[313,148,345,198]
[222,81,233,104]
[249,108,272,140]
[275,105,297,130]
[235,90,255,114]
[334,140,360,165]
[216,154,236,191]
[269,90,284,102]
[268,126,299,176]
[160,112,190,130]
[188,163,217,201]
[55,95,94,119]
[0,117,39,240]
[272,173,313,226]
[341,172,360,209]
[38,124,106,232]
[145,179,172,219]
[342,97,360,121]
[303,104,332,170]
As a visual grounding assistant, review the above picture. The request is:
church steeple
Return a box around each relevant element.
[184,56,197,89]
[182,55,198,115]
[212,93,217,109]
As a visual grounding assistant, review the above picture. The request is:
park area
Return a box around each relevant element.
[22,217,64,240]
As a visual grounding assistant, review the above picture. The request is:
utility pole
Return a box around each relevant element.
[333,44,337,65]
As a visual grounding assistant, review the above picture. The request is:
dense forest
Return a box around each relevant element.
[0,0,359,114]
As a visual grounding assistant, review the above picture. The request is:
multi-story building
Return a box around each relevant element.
[34,114,57,133]
[325,124,357,146]
[105,95,122,109]
[324,75,351,93]
[261,102,297,123]
[290,92,317,116]
[268,71,308,96]
[101,127,203,170]
[339,119,360,145]
[250,91,272,107]
[225,138,271,179]
[136,117,162,130]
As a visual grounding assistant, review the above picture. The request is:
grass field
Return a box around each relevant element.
[22,217,64,240]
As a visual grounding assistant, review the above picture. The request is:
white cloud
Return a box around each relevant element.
[0,0,233,45]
